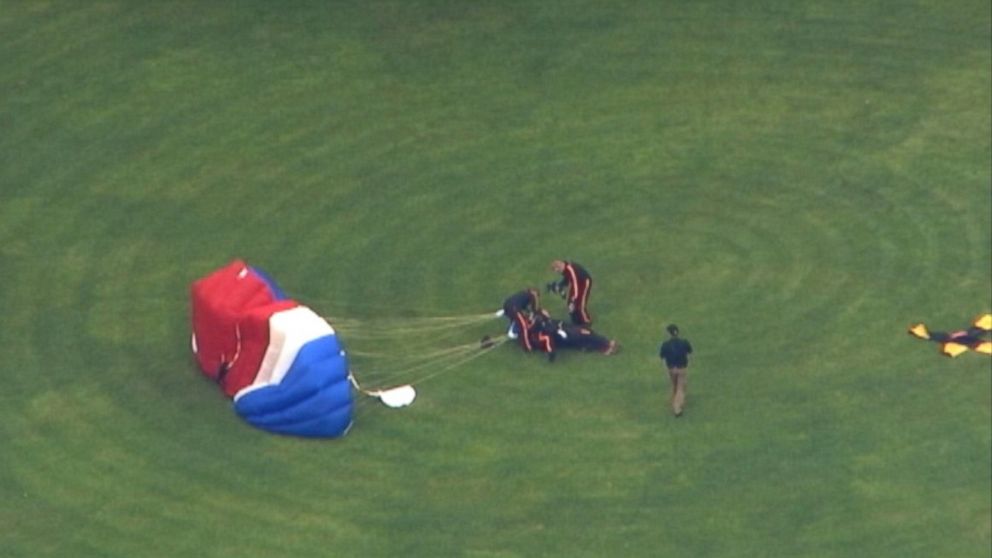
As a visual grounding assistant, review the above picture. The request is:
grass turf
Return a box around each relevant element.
[1,1,990,557]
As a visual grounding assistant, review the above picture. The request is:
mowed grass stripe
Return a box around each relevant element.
[1,1,989,557]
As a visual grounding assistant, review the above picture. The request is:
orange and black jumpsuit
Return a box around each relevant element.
[527,314,558,362]
[502,289,539,351]
[559,323,611,353]
[553,261,593,325]
[539,315,610,354]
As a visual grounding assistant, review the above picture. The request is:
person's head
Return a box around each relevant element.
[666,324,680,337]
[551,260,566,273]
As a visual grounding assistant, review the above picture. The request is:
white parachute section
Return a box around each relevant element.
[348,372,417,408]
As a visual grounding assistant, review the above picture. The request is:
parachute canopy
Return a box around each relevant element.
[908,314,992,359]
[190,260,353,437]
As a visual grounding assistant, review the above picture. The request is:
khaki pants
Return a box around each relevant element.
[668,367,687,416]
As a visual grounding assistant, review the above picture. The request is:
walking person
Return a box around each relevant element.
[659,324,693,417]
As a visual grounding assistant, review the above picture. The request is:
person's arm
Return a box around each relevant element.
[566,278,579,304]
[516,314,533,351]
[539,332,556,362]
[559,264,579,303]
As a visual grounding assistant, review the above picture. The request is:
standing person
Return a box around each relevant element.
[549,260,593,326]
[498,288,541,351]
[659,324,693,417]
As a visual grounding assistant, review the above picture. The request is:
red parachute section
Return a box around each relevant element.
[190,259,298,396]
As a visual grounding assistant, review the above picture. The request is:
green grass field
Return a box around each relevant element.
[2,2,990,557]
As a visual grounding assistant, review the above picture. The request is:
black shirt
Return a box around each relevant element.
[659,337,693,368]
[503,290,537,315]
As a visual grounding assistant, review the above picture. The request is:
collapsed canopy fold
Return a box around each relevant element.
[190,259,354,438]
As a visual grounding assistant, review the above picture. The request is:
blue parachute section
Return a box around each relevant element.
[234,333,353,438]
[192,259,354,438]
[248,265,288,301]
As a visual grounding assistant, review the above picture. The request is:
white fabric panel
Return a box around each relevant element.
[233,306,334,402]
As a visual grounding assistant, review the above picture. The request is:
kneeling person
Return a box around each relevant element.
[499,288,541,351]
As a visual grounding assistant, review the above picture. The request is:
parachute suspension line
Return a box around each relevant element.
[321,311,495,325]
[402,335,508,387]
[348,372,417,415]
[325,312,495,325]
[326,313,497,338]
[352,393,393,419]
[231,324,243,365]
[349,345,479,387]
[333,311,506,411]
[347,336,506,391]
[347,341,486,361]
[218,323,245,380]
[333,324,478,344]
[342,333,475,361]
[348,336,505,418]
[347,371,366,394]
